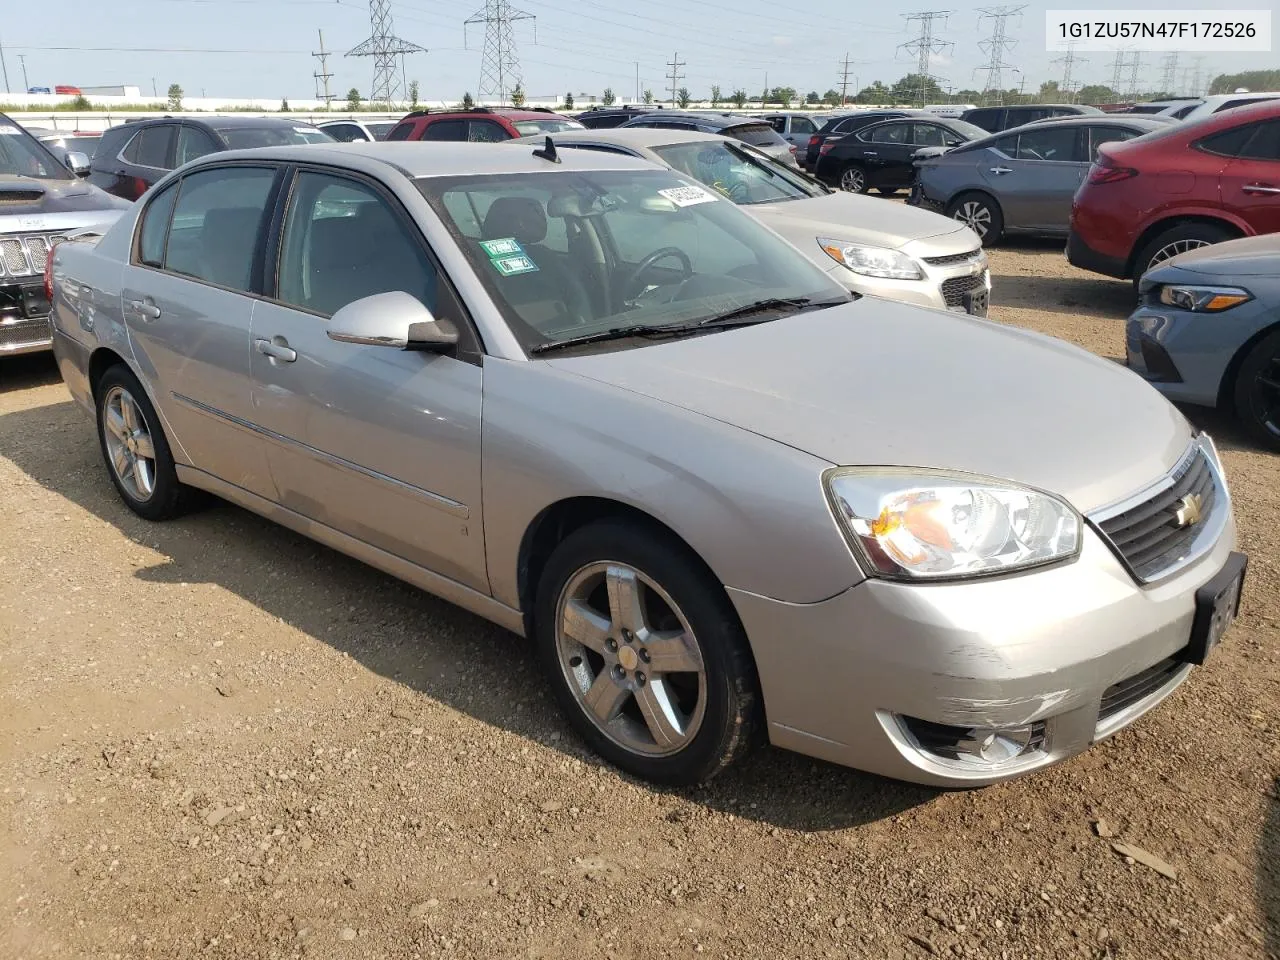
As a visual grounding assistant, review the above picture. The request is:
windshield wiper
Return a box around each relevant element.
[694,295,851,326]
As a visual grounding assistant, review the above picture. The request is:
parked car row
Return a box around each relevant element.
[45,137,1246,791]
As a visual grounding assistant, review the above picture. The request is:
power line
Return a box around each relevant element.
[974,5,1025,106]
[347,0,426,105]
[465,0,535,102]
[1050,42,1086,102]
[312,29,334,106]
[666,50,686,106]
[898,10,953,107]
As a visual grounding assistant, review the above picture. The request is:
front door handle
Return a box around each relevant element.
[862,151,878,156]
[127,298,161,320]
[990,166,1013,175]
[1242,183,1280,195]
[255,337,297,363]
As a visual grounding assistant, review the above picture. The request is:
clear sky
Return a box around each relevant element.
[1,0,1275,103]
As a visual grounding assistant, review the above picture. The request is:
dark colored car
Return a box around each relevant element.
[88,116,333,201]
[619,111,796,166]
[802,110,921,169]
[386,107,583,142]
[960,103,1102,133]
[575,106,653,129]
[911,115,1169,244]
[815,116,987,194]
[1068,100,1280,288]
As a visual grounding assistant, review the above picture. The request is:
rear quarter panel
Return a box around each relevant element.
[50,237,129,413]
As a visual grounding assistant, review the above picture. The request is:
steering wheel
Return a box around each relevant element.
[712,178,749,202]
[620,247,694,303]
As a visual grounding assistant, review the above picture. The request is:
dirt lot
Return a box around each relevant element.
[1,242,1278,960]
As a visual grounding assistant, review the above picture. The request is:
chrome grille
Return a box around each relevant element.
[0,233,64,278]
[924,250,983,267]
[24,236,51,273]
[0,239,28,275]
[0,317,52,350]
[1093,448,1217,582]
[940,274,985,307]
[1099,656,1183,721]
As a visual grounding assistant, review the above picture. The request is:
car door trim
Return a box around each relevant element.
[171,391,471,519]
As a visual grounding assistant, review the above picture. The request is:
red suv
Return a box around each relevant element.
[387,106,583,143]
[1068,100,1280,287]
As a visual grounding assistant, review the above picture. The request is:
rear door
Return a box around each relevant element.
[120,163,282,498]
[1219,119,1280,235]
[981,123,1087,232]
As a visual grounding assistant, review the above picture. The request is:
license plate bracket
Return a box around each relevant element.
[1180,551,1247,665]
[964,288,989,317]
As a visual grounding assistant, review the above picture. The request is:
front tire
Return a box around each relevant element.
[534,520,762,785]
[1232,329,1280,451]
[1132,223,1234,291]
[95,364,199,521]
[840,164,868,193]
[947,191,1004,246]
[875,186,901,197]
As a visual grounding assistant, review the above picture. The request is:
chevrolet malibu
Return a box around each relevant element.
[49,142,1246,788]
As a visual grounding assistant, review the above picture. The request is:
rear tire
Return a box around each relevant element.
[1232,329,1280,452]
[533,519,762,785]
[1132,223,1234,292]
[839,164,868,193]
[946,191,1004,246]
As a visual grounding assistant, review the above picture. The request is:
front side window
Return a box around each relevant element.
[163,166,276,292]
[215,125,332,149]
[1013,126,1081,162]
[136,181,179,267]
[767,117,787,133]
[422,170,847,353]
[1238,120,1280,161]
[867,123,908,144]
[277,172,438,317]
[651,140,821,204]
[176,125,219,166]
[792,116,817,134]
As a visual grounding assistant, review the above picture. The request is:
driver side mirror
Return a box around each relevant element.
[326,291,458,352]
[65,151,91,177]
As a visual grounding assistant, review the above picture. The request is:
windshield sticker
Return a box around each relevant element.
[658,185,719,207]
[0,125,22,135]
[479,237,525,259]
[492,254,539,277]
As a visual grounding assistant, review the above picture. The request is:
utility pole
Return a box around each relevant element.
[665,50,685,106]
[152,77,158,97]
[1126,51,1143,100]
[17,54,28,94]
[1051,42,1086,102]
[838,53,856,105]
[898,10,954,107]
[634,62,639,103]
[974,5,1025,106]
[312,29,335,107]
[1159,52,1179,96]
[762,71,768,107]
[0,35,9,95]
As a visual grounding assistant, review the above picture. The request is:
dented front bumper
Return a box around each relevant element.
[727,520,1238,787]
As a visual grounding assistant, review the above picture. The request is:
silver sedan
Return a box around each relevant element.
[49,142,1246,787]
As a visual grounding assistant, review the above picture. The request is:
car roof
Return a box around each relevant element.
[1020,115,1170,128]
[413,108,572,121]
[183,141,663,178]
[628,112,770,128]
[514,128,718,149]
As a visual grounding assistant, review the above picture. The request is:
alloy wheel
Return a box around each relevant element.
[1249,353,1280,439]
[555,561,707,757]
[1148,238,1211,270]
[840,167,865,192]
[102,385,158,502]
[954,200,992,238]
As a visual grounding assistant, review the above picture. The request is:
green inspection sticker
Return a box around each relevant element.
[479,237,524,258]
[492,254,540,276]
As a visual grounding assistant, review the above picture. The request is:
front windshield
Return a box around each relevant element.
[512,119,585,136]
[0,120,72,180]
[651,140,822,204]
[420,169,847,354]
[215,125,334,148]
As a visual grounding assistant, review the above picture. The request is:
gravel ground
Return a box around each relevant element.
[1,241,1278,960]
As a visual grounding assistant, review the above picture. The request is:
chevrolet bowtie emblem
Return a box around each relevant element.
[1174,492,1204,528]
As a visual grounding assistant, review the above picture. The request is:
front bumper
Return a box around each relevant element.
[0,279,53,356]
[729,511,1239,788]
[824,257,991,316]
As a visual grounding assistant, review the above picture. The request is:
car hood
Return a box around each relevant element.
[547,300,1193,513]
[0,175,131,226]
[1162,232,1280,277]
[748,192,977,252]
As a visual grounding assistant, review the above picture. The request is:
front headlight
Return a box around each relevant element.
[825,468,1081,580]
[1157,284,1252,312]
[818,238,923,280]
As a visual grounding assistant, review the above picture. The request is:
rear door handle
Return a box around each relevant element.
[126,298,161,320]
[990,166,1013,175]
[255,337,297,363]
[1242,183,1280,195]
[862,151,878,156]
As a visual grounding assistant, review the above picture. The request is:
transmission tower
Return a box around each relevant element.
[347,0,426,106]
[1051,43,1086,102]
[312,29,334,106]
[974,5,1025,105]
[1159,52,1179,95]
[465,0,535,103]
[839,53,857,105]
[665,51,686,106]
[1190,56,1205,97]
[898,10,954,106]
[1126,51,1143,99]
[1109,49,1127,101]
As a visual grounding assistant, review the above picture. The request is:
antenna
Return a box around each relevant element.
[465,0,535,104]
[666,51,686,106]
[1051,42,1086,103]
[898,10,954,107]
[974,5,1025,106]
[312,29,334,106]
[347,0,427,106]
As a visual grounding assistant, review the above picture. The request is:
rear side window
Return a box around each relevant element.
[1216,96,1279,113]
[136,181,179,267]
[1199,124,1258,157]
[387,122,413,141]
[730,123,784,147]
[124,125,175,169]
[164,166,276,292]
[1239,120,1280,161]
[963,109,1000,131]
[1088,126,1139,158]
[468,119,509,142]
[424,119,467,141]
[867,123,909,144]
[1013,126,1082,162]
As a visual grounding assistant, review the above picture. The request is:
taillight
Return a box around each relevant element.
[807,135,820,147]
[819,143,834,155]
[43,241,57,303]
[1087,157,1139,184]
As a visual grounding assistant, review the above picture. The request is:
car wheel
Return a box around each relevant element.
[1232,329,1280,451]
[947,192,1004,246]
[840,164,868,193]
[876,186,901,196]
[534,519,762,785]
[1133,223,1234,290]
[95,364,201,521]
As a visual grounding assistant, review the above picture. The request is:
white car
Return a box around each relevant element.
[317,119,399,142]
[1157,92,1280,122]
[515,128,990,316]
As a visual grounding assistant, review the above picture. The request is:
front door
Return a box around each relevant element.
[862,121,916,187]
[121,164,281,499]
[247,168,488,592]
[981,124,1088,232]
